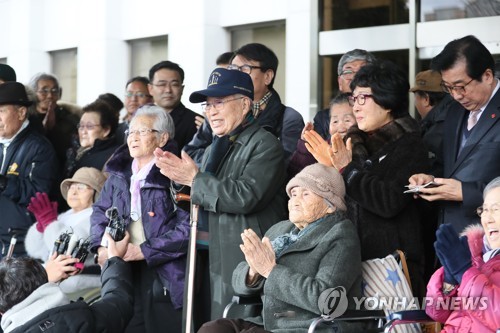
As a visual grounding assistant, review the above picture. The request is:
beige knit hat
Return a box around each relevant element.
[286,163,347,211]
[60,167,107,201]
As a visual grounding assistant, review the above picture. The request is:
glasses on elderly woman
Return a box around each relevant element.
[69,183,91,191]
[37,88,60,96]
[348,94,374,106]
[77,123,101,131]
[125,128,159,137]
[476,203,500,217]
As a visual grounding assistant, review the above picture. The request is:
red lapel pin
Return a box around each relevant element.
[492,114,496,118]
[148,211,155,217]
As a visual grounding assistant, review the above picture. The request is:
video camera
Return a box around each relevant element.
[52,230,91,270]
[100,207,126,247]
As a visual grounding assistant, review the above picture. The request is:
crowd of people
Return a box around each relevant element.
[0,35,498,333]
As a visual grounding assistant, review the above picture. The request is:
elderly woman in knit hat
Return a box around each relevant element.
[25,167,107,296]
[198,163,364,333]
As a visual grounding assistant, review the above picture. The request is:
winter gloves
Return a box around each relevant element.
[434,223,472,285]
[27,192,58,233]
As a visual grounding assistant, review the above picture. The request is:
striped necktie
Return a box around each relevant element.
[467,110,480,131]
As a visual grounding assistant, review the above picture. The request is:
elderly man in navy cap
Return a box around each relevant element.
[0,82,58,259]
[155,68,287,324]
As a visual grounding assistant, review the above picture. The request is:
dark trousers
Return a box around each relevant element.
[124,261,182,333]
[198,318,270,333]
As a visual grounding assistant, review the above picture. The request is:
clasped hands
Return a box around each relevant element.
[240,229,276,281]
[302,123,352,171]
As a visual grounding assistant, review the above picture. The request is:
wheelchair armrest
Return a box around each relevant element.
[388,310,432,322]
[383,310,436,333]
[308,309,386,333]
[222,295,262,318]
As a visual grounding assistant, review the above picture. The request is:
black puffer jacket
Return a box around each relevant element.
[8,257,133,333]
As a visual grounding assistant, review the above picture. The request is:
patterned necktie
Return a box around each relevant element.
[467,110,480,131]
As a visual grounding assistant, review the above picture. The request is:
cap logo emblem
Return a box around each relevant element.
[208,72,221,86]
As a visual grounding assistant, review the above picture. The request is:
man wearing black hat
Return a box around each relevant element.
[154,68,287,323]
[0,82,58,259]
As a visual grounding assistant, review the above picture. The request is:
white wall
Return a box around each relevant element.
[0,0,316,122]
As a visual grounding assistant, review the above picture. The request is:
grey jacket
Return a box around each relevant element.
[191,122,288,318]
[232,211,364,333]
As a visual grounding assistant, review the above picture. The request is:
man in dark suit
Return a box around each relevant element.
[409,35,500,233]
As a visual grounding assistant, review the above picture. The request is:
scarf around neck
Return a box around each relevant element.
[483,234,500,262]
[271,215,328,259]
[130,158,155,218]
[347,115,420,163]
[197,113,255,238]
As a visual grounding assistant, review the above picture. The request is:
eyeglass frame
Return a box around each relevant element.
[440,78,474,95]
[348,93,374,107]
[125,92,152,99]
[36,88,60,96]
[201,97,245,113]
[77,123,102,131]
[125,128,159,137]
[68,183,92,191]
[227,64,263,75]
[476,203,500,217]
[339,69,357,80]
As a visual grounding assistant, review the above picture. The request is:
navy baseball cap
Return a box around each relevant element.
[189,68,254,103]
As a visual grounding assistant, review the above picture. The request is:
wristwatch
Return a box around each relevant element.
[442,282,457,295]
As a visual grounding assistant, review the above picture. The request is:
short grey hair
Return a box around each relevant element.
[133,104,175,139]
[28,73,61,94]
[483,176,500,199]
[337,49,377,75]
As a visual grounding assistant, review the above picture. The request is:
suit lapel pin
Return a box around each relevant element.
[492,113,496,118]
[148,211,155,217]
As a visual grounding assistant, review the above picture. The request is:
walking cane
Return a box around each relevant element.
[176,193,198,333]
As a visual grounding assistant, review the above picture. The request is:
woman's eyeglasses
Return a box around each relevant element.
[69,183,91,191]
[348,94,373,106]
[125,128,159,137]
[77,123,101,131]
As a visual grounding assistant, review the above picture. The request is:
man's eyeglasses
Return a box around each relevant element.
[125,92,151,99]
[476,203,500,217]
[150,81,182,89]
[441,78,474,95]
[348,94,373,106]
[125,128,159,137]
[37,88,59,96]
[77,123,101,131]
[69,183,91,191]
[339,70,356,80]
[201,97,244,113]
[227,64,263,75]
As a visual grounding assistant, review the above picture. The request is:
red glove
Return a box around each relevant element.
[27,192,58,233]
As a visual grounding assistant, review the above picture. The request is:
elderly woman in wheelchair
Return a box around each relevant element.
[426,176,500,333]
[198,163,364,333]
